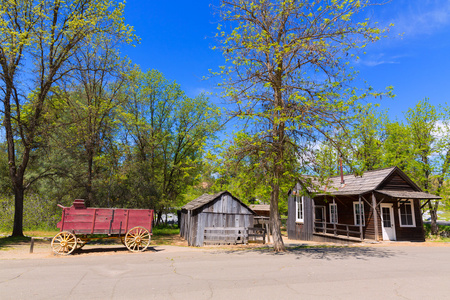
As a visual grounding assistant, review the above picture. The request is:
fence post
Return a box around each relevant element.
[30,237,35,254]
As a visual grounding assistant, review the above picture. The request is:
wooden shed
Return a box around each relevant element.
[180,191,256,247]
[287,167,441,243]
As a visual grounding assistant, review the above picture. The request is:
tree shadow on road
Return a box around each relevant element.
[71,246,162,255]
[212,245,400,260]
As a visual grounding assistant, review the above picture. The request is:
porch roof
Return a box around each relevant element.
[375,189,442,200]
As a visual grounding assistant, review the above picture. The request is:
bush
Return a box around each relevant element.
[423,223,450,238]
[0,194,60,233]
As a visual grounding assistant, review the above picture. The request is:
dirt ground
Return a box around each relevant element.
[1,235,449,260]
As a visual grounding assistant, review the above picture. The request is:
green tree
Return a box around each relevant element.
[351,104,387,171]
[0,0,135,236]
[56,39,131,206]
[122,70,220,222]
[404,100,442,235]
[215,0,389,251]
[380,99,449,235]
[381,120,413,172]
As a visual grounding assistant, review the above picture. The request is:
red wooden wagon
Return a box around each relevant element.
[51,199,154,255]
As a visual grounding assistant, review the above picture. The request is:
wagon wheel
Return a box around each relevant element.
[124,226,151,252]
[51,231,78,255]
[76,238,87,249]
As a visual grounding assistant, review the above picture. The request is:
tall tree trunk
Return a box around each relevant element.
[270,180,285,251]
[4,86,26,237]
[270,75,286,252]
[428,201,439,236]
[87,153,94,207]
[156,210,163,226]
[12,181,25,237]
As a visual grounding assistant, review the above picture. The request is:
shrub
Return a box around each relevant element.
[0,194,60,233]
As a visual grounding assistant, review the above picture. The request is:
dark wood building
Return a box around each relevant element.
[287,167,441,243]
[180,191,256,246]
[249,204,270,218]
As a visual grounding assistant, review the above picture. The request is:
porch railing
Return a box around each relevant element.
[314,221,363,241]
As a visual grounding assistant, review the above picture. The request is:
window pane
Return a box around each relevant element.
[406,214,413,225]
[382,207,391,227]
[399,202,414,226]
[296,196,303,221]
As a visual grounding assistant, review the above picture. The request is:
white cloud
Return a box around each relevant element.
[388,1,450,37]
[355,53,403,67]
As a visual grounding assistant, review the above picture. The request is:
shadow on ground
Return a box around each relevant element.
[71,246,162,255]
[211,245,400,260]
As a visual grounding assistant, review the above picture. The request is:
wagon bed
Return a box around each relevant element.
[52,199,154,255]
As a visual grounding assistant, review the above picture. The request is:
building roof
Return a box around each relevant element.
[182,191,256,213]
[299,166,441,200]
[249,204,270,211]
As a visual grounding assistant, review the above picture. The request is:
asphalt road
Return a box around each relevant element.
[1,244,450,299]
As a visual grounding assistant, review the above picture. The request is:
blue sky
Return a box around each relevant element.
[122,0,450,120]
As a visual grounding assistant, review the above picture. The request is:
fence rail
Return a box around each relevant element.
[247,227,266,244]
[314,222,362,240]
[204,227,266,245]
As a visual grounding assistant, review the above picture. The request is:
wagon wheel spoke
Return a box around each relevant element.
[124,226,151,252]
[51,231,78,255]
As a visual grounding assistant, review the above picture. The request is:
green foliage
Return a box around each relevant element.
[214,0,390,250]
[213,0,391,251]
[0,144,12,195]
[0,0,138,236]
[423,223,450,239]
[0,195,59,232]
[118,69,221,212]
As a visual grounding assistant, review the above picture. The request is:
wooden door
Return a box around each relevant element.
[314,206,326,233]
[381,204,396,241]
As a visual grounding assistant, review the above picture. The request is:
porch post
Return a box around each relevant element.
[359,195,363,241]
[333,197,337,236]
[372,192,379,241]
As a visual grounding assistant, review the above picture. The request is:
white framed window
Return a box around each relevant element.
[329,203,338,224]
[398,199,416,227]
[353,202,365,226]
[296,195,304,223]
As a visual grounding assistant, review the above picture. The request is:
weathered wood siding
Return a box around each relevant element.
[379,174,416,191]
[364,196,380,240]
[181,193,255,246]
[287,186,314,241]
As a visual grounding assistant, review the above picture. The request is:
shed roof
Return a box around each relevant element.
[300,166,440,200]
[182,191,256,213]
[249,204,270,211]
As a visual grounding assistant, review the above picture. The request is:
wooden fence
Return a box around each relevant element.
[314,222,362,240]
[247,227,266,244]
[204,227,266,245]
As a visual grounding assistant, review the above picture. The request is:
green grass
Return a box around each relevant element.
[438,210,450,221]
[151,225,182,245]
[428,237,450,242]
[0,236,32,248]
[152,226,180,236]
